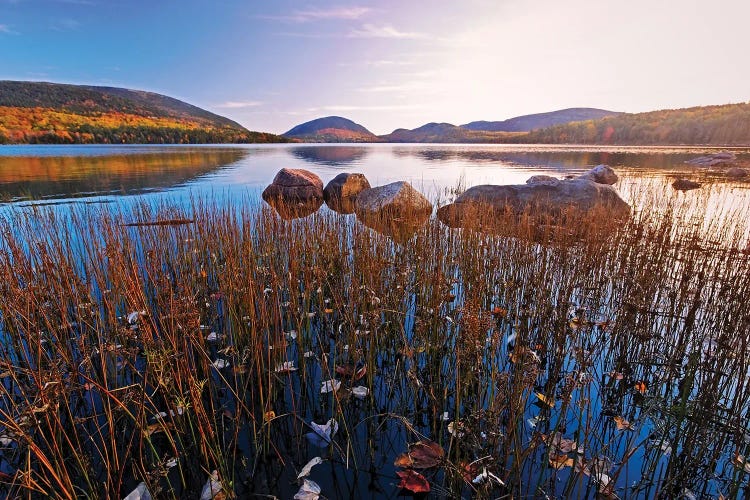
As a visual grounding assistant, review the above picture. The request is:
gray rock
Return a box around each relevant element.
[262,168,324,220]
[672,178,701,191]
[726,167,748,178]
[262,168,324,204]
[437,178,630,230]
[354,181,432,241]
[579,164,618,185]
[323,173,371,214]
[686,152,737,167]
[526,175,560,185]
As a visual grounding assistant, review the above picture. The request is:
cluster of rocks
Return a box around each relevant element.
[262,168,433,241]
[673,152,748,190]
[262,164,631,241]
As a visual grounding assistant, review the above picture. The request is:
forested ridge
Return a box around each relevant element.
[0,81,287,144]
[523,102,750,145]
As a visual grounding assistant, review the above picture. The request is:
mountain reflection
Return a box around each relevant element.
[0,149,247,201]
[290,146,368,167]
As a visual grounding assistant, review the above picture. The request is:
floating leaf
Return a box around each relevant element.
[264,410,276,422]
[212,359,229,370]
[547,432,577,453]
[297,457,323,480]
[634,380,648,394]
[306,418,338,447]
[396,469,430,494]
[206,331,220,342]
[123,482,152,500]
[613,416,634,431]
[324,308,334,314]
[472,468,506,486]
[199,470,224,500]
[320,379,341,394]
[275,361,298,373]
[335,363,367,380]
[535,392,555,408]
[351,386,369,399]
[293,479,321,500]
[549,453,574,469]
[394,440,444,469]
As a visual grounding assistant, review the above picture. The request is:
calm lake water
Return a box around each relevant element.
[1,144,750,498]
[1,144,749,211]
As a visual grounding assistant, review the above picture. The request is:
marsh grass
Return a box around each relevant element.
[0,184,749,499]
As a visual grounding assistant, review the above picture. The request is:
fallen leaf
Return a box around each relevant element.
[264,410,276,422]
[297,457,323,480]
[351,386,369,399]
[123,482,152,500]
[549,453,574,469]
[306,418,338,447]
[320,379,341,394]
[613,416,634,431]
[394,440,444,469]
[535,392,555,408]
[294,479,321,500]
[275,361,298,373]
[199,470,224,500]
[396,469,430,494]
[634,380,647,394]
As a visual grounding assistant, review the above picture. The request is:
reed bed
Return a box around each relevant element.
[0,186,748,499]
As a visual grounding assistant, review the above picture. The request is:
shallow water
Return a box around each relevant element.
[1,143,749,208]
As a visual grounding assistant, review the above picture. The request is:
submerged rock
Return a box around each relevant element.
[686,152,737,167]
[579,164,618,185]
[672,178,702,191]
[323,173,371,214]
[726,167,748,179]
[262,168,324,220]
[354,181,432,241]
[437,178,630,231]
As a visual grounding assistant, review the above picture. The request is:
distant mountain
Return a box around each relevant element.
[381,122,522,143]
[462,108,621,132]
[0,81,287,144]
[283,116,379,142]
[524,102,750,145]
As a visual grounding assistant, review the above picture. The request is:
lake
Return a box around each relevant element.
[1,144,750,499]
[1,144,749,211]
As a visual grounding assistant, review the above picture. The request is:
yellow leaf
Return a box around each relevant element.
[264,410,276,422]
[535,392,554,408]
[613,416,633,431]
[634,381,647,394]
[549,453,574,469]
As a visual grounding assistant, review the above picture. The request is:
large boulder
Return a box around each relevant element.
[437,178,630,232]
[262,168,324,220]
[354,181,432,241]
[579,164,618,185]
[323,173,371,214]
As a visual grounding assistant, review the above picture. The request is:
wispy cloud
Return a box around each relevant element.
[260,6,371,23]
[55,0,96,4]
[348,24,427,39]
[51,18,81,31]
[358,82,429,93]
[215,101,263,109]
[307,104,425,112]
[0,24,18,34]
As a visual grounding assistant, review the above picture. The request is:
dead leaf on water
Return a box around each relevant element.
[396,469,430,494]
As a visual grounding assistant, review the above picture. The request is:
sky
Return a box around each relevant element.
[1,0,749,135]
